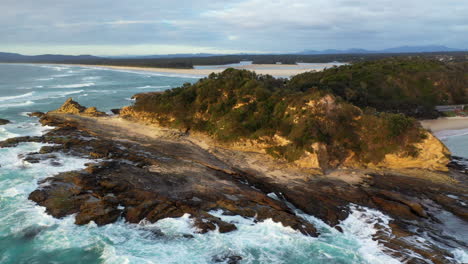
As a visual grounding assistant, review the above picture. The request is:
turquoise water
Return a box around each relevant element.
[437,129,468,159]
[0,64,464,264]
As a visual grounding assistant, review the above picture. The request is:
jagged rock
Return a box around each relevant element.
[75,199,121,226]
[110,108,121,115]
[20,226,47,240]
[0,118,10,125]
[20,115,318,236]
[39,146,61,154]
[28,112,45,118]
[50,160,62,167]
[212,253,242,264]
[51,98,86,114]
[0,136,43,148]
[49,98,107,117]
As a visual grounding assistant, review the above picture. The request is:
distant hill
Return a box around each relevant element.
[1,49,467,68]
[0,52,100,62]
[107,53,224,59]
[300,45,465,55]
[1,46,466,63]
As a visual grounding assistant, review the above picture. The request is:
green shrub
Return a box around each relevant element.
[130,60,453,164]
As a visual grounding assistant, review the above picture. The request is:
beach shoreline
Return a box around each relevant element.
[420,116,468,133]
[64,63,324,77]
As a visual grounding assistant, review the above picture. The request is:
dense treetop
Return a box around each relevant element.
[127,58,466,164]
[288,58,468,118]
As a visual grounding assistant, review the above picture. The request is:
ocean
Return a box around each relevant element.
[0,64,466,264]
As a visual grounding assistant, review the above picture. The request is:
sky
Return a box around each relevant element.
[1,0,467,55]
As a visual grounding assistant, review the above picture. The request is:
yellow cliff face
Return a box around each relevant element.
[372,132,451,171]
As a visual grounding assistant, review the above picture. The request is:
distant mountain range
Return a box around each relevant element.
[0,52,100,62]
[106,53,231,59]
[0,45,466,62]
[299,45,466,55]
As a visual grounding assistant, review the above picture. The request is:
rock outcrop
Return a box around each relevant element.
[23,113,317,237]
[50,98,107,117]
[0,118,10,125]
[28,112,45,118]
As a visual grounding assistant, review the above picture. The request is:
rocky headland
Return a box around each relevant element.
[1,96,466,264]
[3,55,468,264]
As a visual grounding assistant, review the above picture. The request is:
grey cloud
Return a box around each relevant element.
[0,0,466,54]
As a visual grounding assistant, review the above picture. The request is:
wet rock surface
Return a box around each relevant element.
[0,118,10,125]
[110,108,121,115]
[28,112,45,118]
[23,114,317,237]
[1,110,467,263]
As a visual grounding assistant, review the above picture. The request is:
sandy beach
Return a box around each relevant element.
[71,64,326,77]
[420,116,468,132]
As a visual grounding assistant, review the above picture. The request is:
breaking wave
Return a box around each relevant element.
[51,83,95,89]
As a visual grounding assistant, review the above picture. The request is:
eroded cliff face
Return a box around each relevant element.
[372,132,451,171]
[283,131,451,172]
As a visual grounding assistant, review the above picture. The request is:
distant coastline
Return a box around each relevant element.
[0,62,328,77]
[65,63,331,77]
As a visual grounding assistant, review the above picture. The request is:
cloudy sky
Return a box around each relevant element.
[1,0,467,55]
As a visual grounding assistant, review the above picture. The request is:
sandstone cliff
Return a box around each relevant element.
[372,132,451,171]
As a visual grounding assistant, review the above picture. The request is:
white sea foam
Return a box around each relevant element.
[83,66,202,79]
[51,74,73,78]
[36,77,54,81]
[51,83,95,89]
[0,100,35,108]
[82,76,101,81]
[0,121,53,141]
[136,85,171,89]
[86,89,117,94]
[0,126,19,141]
[0,92,34,102]
[47,89,84,99]
[0,142,51,169]
[40,65,70,71]
[436,128,468,140]
[337,205,401,264]
[452,249,468,263]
